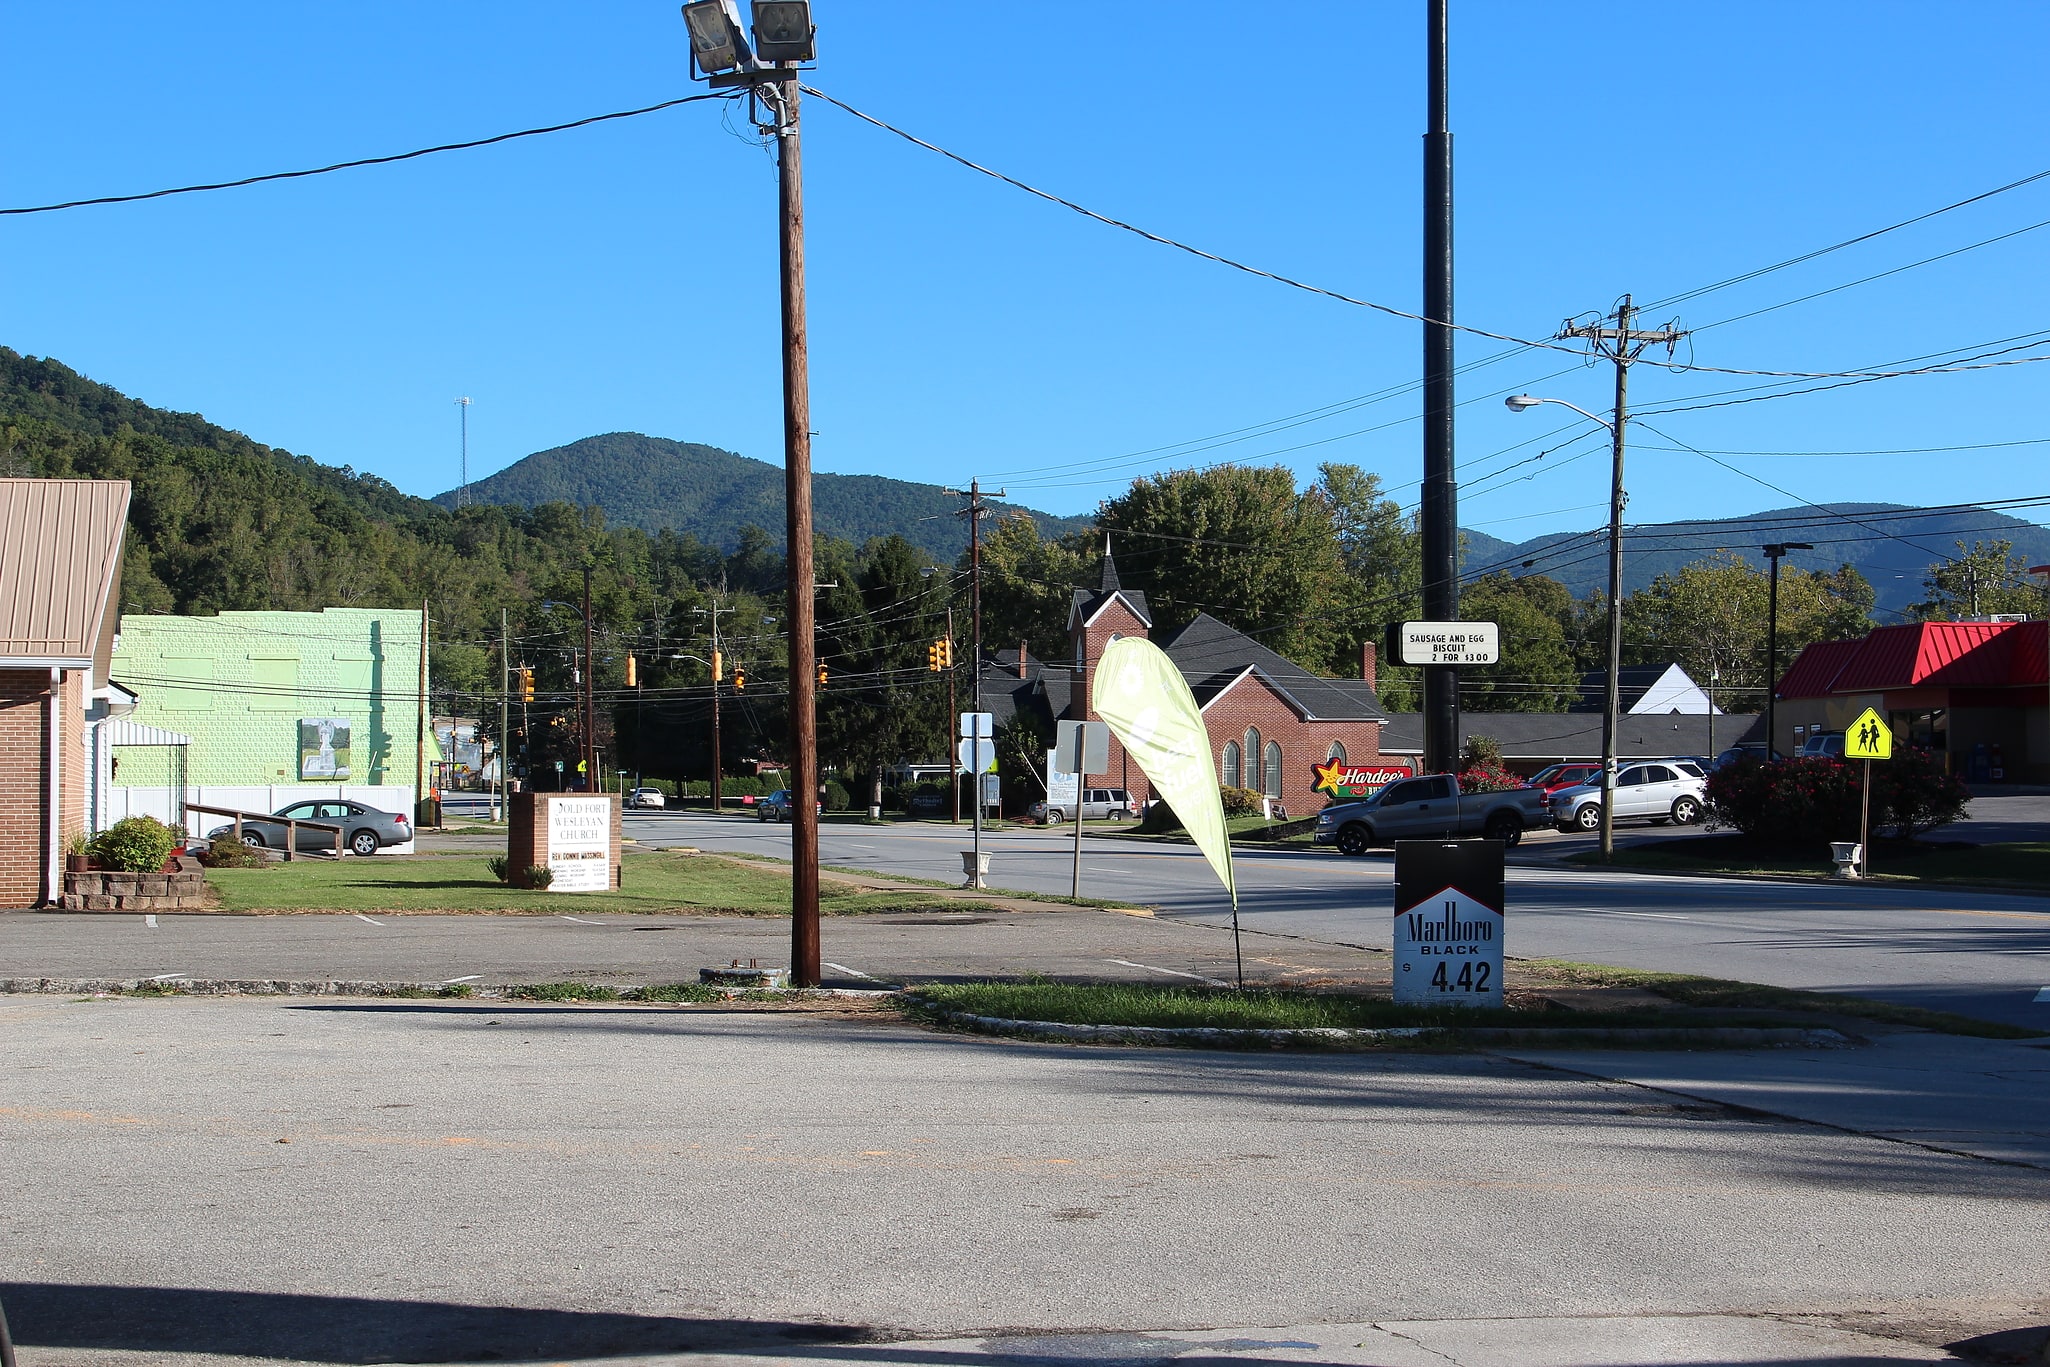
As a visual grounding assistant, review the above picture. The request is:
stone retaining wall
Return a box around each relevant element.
[58,861,210,911]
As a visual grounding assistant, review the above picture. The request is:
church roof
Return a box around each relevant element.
[1155,613,1387,722]
[1068,551,1152,630]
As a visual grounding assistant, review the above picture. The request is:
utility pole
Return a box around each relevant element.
[455,397,472,509]
[498,607,509,819]
[770,73,822,988]
[1762,542,1813,764]
[695,596,736,811]
[1419,0,1460,778]
[945,479,1005,821]
[582,564,596,792]
[1558,296,1687,861]
[947,603,959,823]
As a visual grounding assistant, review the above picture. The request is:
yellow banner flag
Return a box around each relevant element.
[1093,637,1236,909]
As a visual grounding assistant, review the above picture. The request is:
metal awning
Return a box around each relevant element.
[102,718,192,747]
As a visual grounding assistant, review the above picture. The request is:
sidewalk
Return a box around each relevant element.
[1503,1029,2050,1169]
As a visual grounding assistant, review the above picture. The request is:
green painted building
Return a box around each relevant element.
[111,608,433,806]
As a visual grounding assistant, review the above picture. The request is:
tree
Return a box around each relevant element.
[1315,462,1423,707]
[1912,540,2042,620]
[972,513,1093,663]
[1457,572,1578,711]
[1096,465,1349,669]
[816,534,953,797]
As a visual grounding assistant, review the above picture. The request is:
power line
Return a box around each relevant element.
[0,92,738,216]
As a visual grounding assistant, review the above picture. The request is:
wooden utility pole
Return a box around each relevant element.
[498,607,510,818]
[946,478,1004,821]
[772,73,822,987]
[947,603,959,823]
[1558,296,1687,861]
[582,564,596,792]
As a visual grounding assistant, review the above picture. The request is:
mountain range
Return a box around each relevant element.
[434,432,1091,561]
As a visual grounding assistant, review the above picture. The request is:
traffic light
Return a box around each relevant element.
[817,663,828,687]
[711,649,723,682]
[732,667,745,692]
[624,653,638,688]
[939,638,954,668]
[927,642,941,672]
[519,667,535,702]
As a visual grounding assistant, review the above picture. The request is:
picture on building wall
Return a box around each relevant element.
[299,718,352,779]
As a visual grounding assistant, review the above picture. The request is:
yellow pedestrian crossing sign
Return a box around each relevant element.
[1845,707,1892,761]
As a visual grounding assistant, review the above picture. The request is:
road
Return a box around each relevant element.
[3,993,2045,1365]
[612,808,2050,1029]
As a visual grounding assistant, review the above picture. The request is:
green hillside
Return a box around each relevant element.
[437,431,1090,559]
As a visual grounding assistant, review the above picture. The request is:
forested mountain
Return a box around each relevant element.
[436,431,1090,560]
[1475,503,2050,618]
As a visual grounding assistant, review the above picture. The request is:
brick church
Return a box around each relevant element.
[980,550,1401,816]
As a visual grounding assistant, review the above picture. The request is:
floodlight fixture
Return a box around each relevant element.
[751,1,815,62]
[682,0,752,73]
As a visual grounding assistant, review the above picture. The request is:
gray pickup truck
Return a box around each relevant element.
[1313,773,1550,854]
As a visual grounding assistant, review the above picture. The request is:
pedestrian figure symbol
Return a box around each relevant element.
[1844,707,1892,761]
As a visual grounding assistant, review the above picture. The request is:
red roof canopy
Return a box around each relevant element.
[1778,619,2044,697]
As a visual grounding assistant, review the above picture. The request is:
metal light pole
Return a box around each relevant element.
[1419,0,1460,776]
[681,0,822,984]
[1762,542,1813,762]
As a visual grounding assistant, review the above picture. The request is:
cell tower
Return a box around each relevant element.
[455,397,472,508]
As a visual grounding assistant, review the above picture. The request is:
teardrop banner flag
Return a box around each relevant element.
[1092,638,1240,979]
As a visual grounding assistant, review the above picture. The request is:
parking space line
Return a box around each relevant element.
[556,915,603,925]
[1109,958,1231,988]
[442,974,482,984]
[143,915,157,929]
[824,961,879,981]
[354,914,382,926]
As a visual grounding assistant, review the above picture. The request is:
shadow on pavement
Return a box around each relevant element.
[0,1283,1373,1367]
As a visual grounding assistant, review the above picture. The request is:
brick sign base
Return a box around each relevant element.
[508,792,622,891]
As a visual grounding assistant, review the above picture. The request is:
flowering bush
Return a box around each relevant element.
[1705,747,1966,846]
[1457,762,1525,794]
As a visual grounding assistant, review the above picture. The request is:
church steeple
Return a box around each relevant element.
[1098,535,1121,593]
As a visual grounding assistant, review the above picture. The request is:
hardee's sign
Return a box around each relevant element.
[1310,756,1414,801]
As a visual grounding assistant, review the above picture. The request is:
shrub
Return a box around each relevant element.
[196,840,266,869]
[89,816,179,873]
[1457,762,1524,794]
[822,779,853,812]
[1218,786,1263,816]
[1869,746,1971,839]
[486,855,512,884]
[1460,734,1505,771]
[517,864,555,890]
[1706,755,1859,846]
[1135,800,1182,834]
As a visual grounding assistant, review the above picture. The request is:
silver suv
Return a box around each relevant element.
[1035,788,1136,823]
[1550,762,1708,833]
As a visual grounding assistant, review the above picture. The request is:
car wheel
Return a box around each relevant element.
[1574,803,1602,832]
[1336,824,1372,857]
[241,832,266,848]
[1046,808,1064,824]
[1671,796,1703,826]
[1483,813,1522,847]
[349,830,380,857]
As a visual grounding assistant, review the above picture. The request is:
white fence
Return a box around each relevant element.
[102,785,418,854]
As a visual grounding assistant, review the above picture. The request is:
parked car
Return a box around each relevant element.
[627,787,666,809]
[1549,761,1708,833]
[1033,788,1137,823]
[205,800,410,856]
[1709,743,1770,770]
[757,789,822,822]
[1528,762,1601,795]
[1315,773,1549,853]
[1799,732,1847,758]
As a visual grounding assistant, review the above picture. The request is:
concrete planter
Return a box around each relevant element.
[56,866,211,912]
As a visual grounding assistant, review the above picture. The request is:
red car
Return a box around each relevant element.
[1528,762,1601,795]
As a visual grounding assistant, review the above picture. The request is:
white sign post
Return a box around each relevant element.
[546,796,613,892]
[1053,719,1112,898]
[960,712,996,888]
[1390,621,1502,667]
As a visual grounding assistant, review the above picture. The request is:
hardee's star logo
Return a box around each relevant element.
[1310,756,1353,798]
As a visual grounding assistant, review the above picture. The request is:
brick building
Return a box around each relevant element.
[981,553,1395,816]
[1,478,130,907]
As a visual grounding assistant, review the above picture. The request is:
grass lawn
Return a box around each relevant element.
[204,851,951,916]
[1569,834,2050,889]
[1523,958,2046,1039]
[902,980,1814,1034]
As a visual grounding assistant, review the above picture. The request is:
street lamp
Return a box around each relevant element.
[1504,392,1629,861]
[1762,543,1814,762]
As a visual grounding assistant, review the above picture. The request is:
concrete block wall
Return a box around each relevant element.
[113,607,428,790]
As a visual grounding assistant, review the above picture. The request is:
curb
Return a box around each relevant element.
[1548,856,2050,897]
[900,996,1856,1052]
[0,977,896,1001]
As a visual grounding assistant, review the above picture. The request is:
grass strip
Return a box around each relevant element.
[203,851,951,916]
[900,981,1809,1033]
[1522,959,2046,1039]
[1566,837,2050,889]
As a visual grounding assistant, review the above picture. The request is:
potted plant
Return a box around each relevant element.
[65,832,92,873]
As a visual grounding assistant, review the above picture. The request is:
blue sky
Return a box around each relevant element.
[7,2,2050,543]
